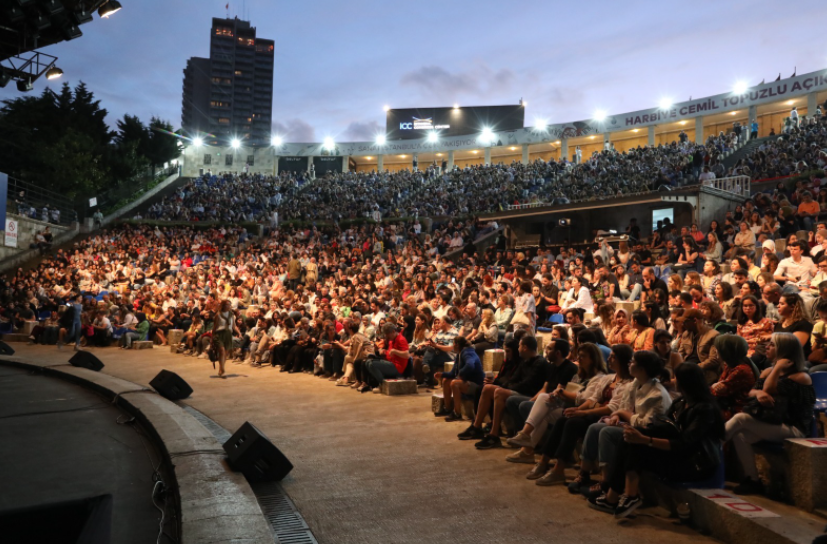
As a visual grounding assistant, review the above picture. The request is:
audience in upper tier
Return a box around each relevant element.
[3,110,827,518]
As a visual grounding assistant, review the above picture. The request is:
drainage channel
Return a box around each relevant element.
[182,405,318,544]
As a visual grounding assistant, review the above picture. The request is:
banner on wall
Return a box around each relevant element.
[313,156,342,175]
[278,156,308,173]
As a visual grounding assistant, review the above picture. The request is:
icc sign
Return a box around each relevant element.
[399,123,413,130]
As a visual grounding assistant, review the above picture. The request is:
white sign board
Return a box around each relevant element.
[4,218,18,248]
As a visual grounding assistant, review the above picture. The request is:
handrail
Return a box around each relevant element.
[710,175,750,197]
[6,175,78,225]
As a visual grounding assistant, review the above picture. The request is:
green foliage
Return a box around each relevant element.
[0,81,180,202]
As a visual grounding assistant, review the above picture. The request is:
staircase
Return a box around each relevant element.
[721,136,774,170]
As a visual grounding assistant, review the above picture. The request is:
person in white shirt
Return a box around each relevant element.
[774,241,817,294]
[790,106,799,128]
[561,276,594,312]
[698,167,716,186]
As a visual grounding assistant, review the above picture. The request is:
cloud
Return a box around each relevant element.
[341,120,382,141]
[272,118,316,142]
[399,64,516,100]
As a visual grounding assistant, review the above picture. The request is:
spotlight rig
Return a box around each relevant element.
[0,0,124,91]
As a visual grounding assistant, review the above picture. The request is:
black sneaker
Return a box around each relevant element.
[434,408,451,417]
[733,477,764,495]
[588,493,618,515]
[458,425,485,440]
[581,481,608,501]
[444,412,463,422]
[567,473,593,495]
[474,435,502,450]
[614,495,642,518]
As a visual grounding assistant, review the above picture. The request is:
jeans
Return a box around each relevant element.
[121,331,143,348]
[725,412,804,479]
[365,359,401,387]
[505,394,531,435]
[540,414,601,460]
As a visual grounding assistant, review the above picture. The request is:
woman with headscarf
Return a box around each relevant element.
[120,312,150,349]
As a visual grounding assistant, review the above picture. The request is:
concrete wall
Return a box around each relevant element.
[0,214,79,273]
[94,172,181,229]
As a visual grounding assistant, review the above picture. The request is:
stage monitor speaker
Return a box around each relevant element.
[68,351,104,372]
[150,370,192,401]
[0,341,15,355]
[223,422,293,482]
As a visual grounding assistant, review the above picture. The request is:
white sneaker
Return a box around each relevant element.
[536,470,567,487]
[506,450,536,464]
[506,431,533,449]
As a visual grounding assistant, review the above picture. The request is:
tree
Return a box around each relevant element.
[145,117,182,173]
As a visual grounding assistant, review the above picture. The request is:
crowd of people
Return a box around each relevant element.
[3,116,827,521]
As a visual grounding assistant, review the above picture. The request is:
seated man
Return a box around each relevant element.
[457,335,549,449]
[434,336,485,421]
[91,310,112,347]
[363,323,409,391]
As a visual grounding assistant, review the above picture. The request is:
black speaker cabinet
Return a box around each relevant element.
[0,341,14,355]
[223,422,293,482]
[149,370,192,401]
[69,351,104,371]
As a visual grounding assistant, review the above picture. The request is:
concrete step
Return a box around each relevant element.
[2,333,31,343]
[642,477,826,544]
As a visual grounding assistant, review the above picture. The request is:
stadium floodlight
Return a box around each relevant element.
[733,81,749,94]
[521,100,528,107]
[383,105,390,112]
[231,138,241,149]
[479,127,494,144]
[17,78,33,92]
[271,135,283,146]
[427,131,438,143]
[98,0,122,18]
[323,137,335,150]
[453,103,459,110]
[659,98,672,109]
[534,118,547,131]
[45,66,63,80]
[375,134,386,145]
[593,110,607,122]
[193,137,203,147]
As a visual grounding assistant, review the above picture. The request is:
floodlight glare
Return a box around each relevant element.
[535,119,547,131]
[479,127,494,144]
[383,105,390,112]
[453,103,459,110]
[659,98,672,109]
[427,132,438,143]
[375,134,386,145]
[45,66,63,80]
[733,81,748,94]
[231,138,241,149]
[593,110,607,122]
[323,137,335,150]
[98,0,122,18]
[271,135,283,146]
[193,137,204,147]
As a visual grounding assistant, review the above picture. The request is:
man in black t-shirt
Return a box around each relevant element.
[641,267,668,302]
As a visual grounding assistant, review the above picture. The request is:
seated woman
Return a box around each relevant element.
[119,312,150,349]
[494,295,514,341]
[775,294,814,360]
[359,322,410,393]
[629,310,655,351]
[588,363,725,518]
[711,335,758,421]
[736,294,774,367]
[518,343,618,485]
[181,314,204,354]
[607,308,633,346]
[725,332,815,494]
[433,337,485,421]
[700,301,734,334]
[570,350,672,498]
[467,308,498,358]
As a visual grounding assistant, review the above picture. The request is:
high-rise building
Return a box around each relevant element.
[181,17,274,146]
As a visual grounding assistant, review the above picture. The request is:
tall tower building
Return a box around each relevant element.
[181,17,274,146]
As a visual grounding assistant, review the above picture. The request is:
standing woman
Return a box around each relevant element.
[212,299,238,378]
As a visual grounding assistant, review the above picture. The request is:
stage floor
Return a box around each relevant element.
[10,344,717,544]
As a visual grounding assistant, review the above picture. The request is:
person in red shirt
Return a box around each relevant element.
[363,323,409,393]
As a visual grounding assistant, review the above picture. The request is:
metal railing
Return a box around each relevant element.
[93,163,180,217]
[6,175,78,226]
[711,175,750,197]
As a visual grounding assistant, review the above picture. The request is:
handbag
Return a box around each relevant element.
[642,414,681,439]
[511,311,531,327]
[744,396,789,425]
